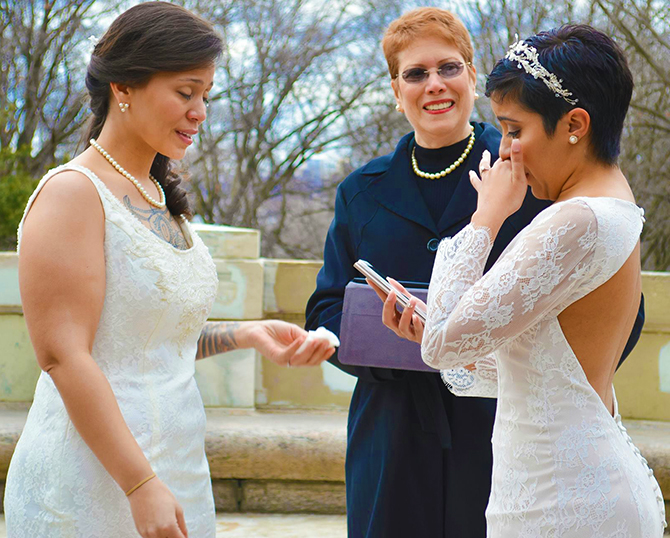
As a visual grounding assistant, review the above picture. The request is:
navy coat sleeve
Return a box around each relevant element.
[305,183,401,382]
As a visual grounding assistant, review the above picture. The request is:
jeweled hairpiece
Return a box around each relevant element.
[505,39,578,105]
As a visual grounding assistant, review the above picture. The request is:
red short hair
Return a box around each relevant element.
[382,8,474,78]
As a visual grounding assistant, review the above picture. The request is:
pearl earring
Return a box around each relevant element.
[474,92,480,99]
[569,135,578,145]
[395,104,401,112]
[119,102,129,113]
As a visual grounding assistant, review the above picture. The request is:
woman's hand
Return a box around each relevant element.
[247,320,336,367]
[368,278,425,344]
[469,139,528,236]
[128,476,188,538]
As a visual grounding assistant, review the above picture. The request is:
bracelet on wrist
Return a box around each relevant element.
[125,472,156,497]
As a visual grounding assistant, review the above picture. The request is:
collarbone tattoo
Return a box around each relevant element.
[123,195,189,250]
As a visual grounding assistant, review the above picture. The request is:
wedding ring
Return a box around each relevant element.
[479,150,492,174]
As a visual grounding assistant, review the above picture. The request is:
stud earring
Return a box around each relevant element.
[119,102,129,113]
[474,92,480,99]
[395,104,401,112]
[569,135,578,145]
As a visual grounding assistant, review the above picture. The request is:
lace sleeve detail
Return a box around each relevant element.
[422,200,600,398]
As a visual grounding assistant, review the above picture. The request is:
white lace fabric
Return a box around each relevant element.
[422,197,666,536]
[4,165,219,537]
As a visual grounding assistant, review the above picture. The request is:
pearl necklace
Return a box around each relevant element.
[411,126,476,180]
[89,139,166,208]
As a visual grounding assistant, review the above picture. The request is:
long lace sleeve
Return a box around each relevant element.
[422,200,601,398]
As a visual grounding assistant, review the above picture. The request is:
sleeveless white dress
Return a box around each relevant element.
[422,197,667,537]
[4,165,219,537]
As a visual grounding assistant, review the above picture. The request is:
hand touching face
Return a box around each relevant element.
[490,96,588,201]
[469,140,528,235]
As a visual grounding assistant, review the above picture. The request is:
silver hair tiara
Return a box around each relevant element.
[505,39,578,105]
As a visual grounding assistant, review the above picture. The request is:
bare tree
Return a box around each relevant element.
[459,0,594,124]
[442,0,670,270]
[182,0,669,265]
[0,0,117,248]
[593,0,670,270]
[182,0,395,257]
[0,0,108,174]
[5,0,663,266]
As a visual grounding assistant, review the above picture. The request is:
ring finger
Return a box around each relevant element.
[479,150,491,175]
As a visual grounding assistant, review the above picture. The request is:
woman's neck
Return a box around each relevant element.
[555,162,631,203]
[93,122,157,180]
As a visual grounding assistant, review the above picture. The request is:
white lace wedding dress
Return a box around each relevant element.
[4,165,219,537]
[422,197,666,537]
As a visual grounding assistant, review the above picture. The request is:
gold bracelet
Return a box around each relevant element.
[125,472,156,497]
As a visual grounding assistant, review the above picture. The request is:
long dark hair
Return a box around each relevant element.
[84,1,222,217]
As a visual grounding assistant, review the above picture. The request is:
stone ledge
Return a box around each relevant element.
[212,479,345,514]
[0,406,347,483]
[191,223,260,260]
[641,271,670,331]
[205,408,345,482]
[1,405,669,516]
[623,419,670,506]
[262,259,322,316]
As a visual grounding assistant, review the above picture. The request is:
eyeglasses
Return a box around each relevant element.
[396,61,472,84]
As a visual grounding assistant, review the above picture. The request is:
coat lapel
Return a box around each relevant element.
[361,134,438,234]
[436,129,493,234]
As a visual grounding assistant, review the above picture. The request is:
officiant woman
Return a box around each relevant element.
[305,7,644,538]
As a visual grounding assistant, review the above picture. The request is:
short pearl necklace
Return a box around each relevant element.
[411,126,475,180]
[90,139,166,209]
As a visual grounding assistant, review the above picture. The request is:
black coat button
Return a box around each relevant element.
[427,238,440,252]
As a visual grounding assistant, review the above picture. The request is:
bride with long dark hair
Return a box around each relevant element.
[3,3,335,537]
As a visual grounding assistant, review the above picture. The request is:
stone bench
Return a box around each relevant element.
[1,404,669,518]
[0,405,346,514]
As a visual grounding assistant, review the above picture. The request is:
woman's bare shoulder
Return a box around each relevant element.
[38,166,102,201]
[22,166,105,245]
[30,166,103,216]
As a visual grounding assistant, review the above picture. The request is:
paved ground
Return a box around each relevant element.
[1,513,668,536]
[0,513,347,537]
[213,514,346,537]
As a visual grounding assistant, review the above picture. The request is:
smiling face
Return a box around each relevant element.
[491,95,584,201]
[126,64,215,160]
[392,37,476,148]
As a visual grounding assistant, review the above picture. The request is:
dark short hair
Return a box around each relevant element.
[85,2,223,217]
[485,24,633,165]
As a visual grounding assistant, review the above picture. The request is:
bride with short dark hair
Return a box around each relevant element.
[422,24,666,536]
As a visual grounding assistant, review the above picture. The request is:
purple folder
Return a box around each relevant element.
[338,281,436,372]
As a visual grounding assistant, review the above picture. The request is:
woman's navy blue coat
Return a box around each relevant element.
[305,122,644,538]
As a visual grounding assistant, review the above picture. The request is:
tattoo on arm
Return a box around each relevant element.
[196,321,240,360]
